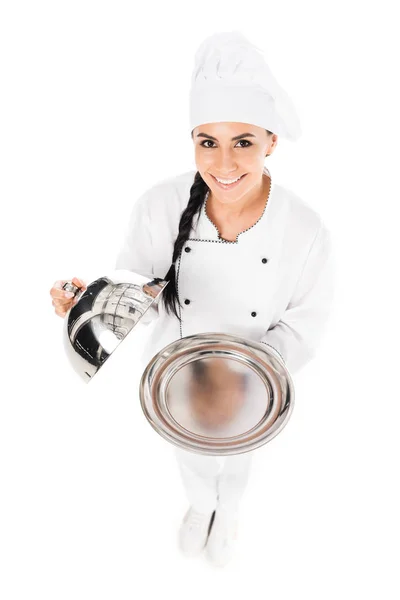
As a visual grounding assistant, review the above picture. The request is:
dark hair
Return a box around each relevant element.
[160,128,274,322]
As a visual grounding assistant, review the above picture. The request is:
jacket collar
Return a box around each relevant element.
[192,165,274,243]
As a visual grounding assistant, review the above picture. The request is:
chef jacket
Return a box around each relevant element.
[114,165,335,376]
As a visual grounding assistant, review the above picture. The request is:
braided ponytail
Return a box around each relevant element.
[160,171,209,322]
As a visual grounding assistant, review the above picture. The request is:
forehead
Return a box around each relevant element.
[193,122,263,137]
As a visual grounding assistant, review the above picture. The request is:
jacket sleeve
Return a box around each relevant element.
[114,192,160,326]
[260,220,335,375]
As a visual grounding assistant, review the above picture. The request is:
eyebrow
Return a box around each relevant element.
[196,132,256,141]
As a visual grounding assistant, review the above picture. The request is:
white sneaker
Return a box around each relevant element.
[178,506,215,557]
[205,506,239,567]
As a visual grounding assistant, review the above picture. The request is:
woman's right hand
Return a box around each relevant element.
[50,277,87,318]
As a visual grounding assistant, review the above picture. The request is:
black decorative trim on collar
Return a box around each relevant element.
[202,169,272,244]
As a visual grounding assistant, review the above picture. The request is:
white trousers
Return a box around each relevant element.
[174,446,254,513]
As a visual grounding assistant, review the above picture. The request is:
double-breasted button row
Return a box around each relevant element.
[182,247,267,315]
[185,246,268,264]
[183,300,257,316]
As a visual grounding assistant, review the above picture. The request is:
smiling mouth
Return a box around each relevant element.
[210,173,247,186]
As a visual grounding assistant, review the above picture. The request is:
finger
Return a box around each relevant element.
[50,280,69,298]
[51,288,76,300]
[52,280,68,290]
[50,278,86,298]
[52,297,73,307]
[71,277,87,290]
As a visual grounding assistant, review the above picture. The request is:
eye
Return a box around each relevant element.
[236,140,252,148]
[200,140,216,148]
[199,139,253,148]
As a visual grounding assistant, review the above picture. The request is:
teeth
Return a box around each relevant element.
[215,175,242,184]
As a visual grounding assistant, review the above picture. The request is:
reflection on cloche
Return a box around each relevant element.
[63,269,169,383]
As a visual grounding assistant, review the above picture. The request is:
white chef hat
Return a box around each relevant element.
[189,31,302,141]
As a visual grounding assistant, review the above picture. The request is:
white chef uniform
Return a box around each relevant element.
[114,165,335,512]
[115,165,335,372]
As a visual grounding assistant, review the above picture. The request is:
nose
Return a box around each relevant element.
[213,151,239,175]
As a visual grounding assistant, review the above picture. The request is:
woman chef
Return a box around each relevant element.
[50,31,335,568]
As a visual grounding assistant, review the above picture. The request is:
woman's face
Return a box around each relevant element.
[192,122,278,208]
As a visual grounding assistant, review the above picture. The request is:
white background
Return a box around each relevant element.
[1,0,399,598]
